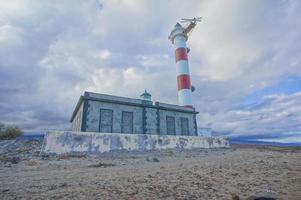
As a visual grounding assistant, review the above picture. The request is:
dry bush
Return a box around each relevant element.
[0,122,22,140]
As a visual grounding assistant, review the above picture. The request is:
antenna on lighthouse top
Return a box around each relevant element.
[181,17,202,38]
[168,17,202,43]
[181,17,202,23]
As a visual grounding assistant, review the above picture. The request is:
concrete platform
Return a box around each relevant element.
[41,131,230,155]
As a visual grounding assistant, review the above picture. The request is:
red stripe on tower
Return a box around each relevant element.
[177,74,191,90]
[175,48,188,62]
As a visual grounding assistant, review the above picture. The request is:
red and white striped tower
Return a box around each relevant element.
[169,18,201,108]
[169,23,193,108]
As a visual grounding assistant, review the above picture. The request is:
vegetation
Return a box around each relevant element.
[0,122,23,140]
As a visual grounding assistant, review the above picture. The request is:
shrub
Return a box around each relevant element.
[0,123,23,140]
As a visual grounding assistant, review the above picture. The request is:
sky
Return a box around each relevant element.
[0,0,300,143]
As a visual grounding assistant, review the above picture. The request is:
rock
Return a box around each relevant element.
[146,156,159,162]
[231,193,240,200]
[246,196,276,200]
[59,182,67,187]
[12,156,21,164]
[25,159,39,166]
[0,137,43,161]
[3,156,21,164]
[89,162,115,168]
[231,172,239,176]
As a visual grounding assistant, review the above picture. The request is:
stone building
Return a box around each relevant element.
[70,91,198,136]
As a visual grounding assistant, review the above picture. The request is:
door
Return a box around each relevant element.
[166,116,176,135]
[121,111,133,133]
[99,109,113,133]
[180,117,189,135]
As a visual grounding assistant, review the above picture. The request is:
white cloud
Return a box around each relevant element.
[0,24,23,44]
[208,92,301,137]
[138,54,169,67]
[96,49,111,60]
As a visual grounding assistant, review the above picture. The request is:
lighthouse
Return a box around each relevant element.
[168,17,201,108]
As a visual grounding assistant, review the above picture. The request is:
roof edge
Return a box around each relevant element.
[70,95,84,122]
[70,91,199,123]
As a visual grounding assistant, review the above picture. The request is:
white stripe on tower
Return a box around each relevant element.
[176,60,190,75]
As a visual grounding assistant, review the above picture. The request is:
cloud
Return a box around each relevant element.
[137,54,170,68]
[191,0,301,81]
[208,92,301,138]
[0,0,300,142]
[96,49,111,60]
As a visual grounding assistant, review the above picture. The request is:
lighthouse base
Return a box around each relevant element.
[41,131,230,155]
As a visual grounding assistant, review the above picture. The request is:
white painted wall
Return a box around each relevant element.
[41,131,230,155]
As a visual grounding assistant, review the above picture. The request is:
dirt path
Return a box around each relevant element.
[0,143,301,199]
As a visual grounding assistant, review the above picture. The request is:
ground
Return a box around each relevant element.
[0,138,300,200]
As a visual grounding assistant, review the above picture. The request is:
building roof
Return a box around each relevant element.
[70,91,198,122]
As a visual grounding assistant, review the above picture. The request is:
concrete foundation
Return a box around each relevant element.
[41,131,230,155]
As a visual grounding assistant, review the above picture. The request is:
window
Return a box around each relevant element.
[180,117,189,135]
[99,109,113,133]
[121,111,133,133]
[166,116,176,135]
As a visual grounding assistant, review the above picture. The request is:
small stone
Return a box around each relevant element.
[231,172,239,176]
[89,162,115,168]
[60,182,67,187]
[231,193,240,200]
[146,156,159,162]
[8,156,20,164]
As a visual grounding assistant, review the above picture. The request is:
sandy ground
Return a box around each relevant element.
[0,140,301,200]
